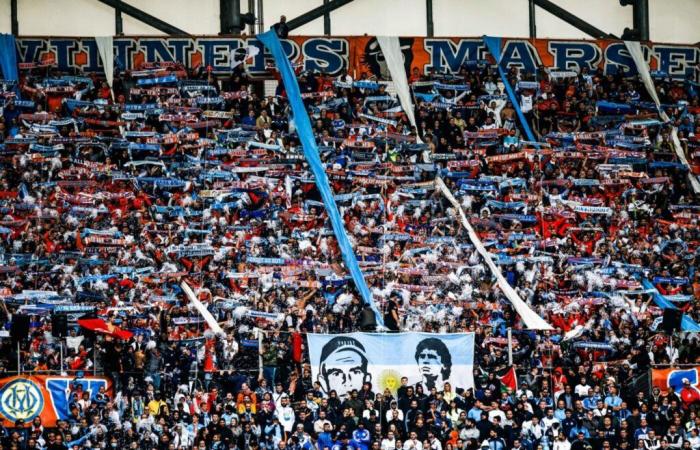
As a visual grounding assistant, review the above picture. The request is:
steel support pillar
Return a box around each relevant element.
[323,0,331,35]
[426,0,434,37]
[528,0,536,38]
[115,0,123,35]
[621,0,649,41]
[257,0,264,33]
[220,0,233,34]
[248,0,256,34]
[221,0,243,34]
[634,0,649,40]
[11,0,18,35]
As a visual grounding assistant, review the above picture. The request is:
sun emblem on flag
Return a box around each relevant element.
[0,378,44,422]
[378,369,402,395]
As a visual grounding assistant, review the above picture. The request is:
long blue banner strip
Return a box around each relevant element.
[257,30,384,326]
[483,36,537,143]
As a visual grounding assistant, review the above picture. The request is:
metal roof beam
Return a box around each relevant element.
[96,0,190,36]
[286,0,355,32]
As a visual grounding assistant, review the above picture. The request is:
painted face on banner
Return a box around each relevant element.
[414,338,452,391]
[318,337,371,398]
[417,348,444,379]
[322,349,367,396]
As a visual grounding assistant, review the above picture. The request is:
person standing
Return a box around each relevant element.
[273,15,289,38]
[384,294,401,332]
[680,378,700,408]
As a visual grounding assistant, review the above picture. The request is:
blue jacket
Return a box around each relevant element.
[318,432,334,450]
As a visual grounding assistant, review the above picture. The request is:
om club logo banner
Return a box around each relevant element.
[0,375,112,427]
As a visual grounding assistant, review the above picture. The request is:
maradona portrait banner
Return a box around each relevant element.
[308,332,474,398]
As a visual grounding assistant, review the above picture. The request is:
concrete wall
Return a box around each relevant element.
[0,0,698,43]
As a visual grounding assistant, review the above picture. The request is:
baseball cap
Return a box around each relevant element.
[319,336,366,362]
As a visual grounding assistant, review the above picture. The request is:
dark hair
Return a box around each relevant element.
[414,338,452,379]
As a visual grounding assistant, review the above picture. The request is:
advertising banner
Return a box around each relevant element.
[12,36,699,79]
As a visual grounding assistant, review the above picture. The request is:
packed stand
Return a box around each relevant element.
[0,49,699,450]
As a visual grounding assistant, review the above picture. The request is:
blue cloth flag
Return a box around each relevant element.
[482,36,537,144]
[257,30,383,327]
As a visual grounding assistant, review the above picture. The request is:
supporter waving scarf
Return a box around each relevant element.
[257,30,384,326]
[483,36,536,144]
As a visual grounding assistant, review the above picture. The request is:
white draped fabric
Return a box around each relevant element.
[435,178,553,330]
[624,41,700,193]
[95,36,114,91]
[181,281,224,335]
[376,36,421,142]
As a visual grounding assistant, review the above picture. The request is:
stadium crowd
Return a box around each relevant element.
[0,34,699,450]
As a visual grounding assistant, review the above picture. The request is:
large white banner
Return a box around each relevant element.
[308,332,474,398]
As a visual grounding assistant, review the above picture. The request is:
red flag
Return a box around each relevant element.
[78,318,133,340]
[203,338,216,372]
[75,230,84,252]
[500,366,518,392]
[291,332,303,363]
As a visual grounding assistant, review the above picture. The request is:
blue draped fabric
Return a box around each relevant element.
[0,34,19,84]
[482,36,536,143]
[257,30,384,326]
[642,279,700,331]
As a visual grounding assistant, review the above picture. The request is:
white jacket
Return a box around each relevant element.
[275,405,296,432]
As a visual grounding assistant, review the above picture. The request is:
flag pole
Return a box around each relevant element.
[257,328,263,379]
[507,328,513,366]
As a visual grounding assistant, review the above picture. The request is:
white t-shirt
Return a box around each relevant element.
[66,335,84,352]
[403,439,423,450]
[275,405,295,432]
[382,439,397,450]
[488,409,506,423]
[575,384,591,397]
[542,416,560,431]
